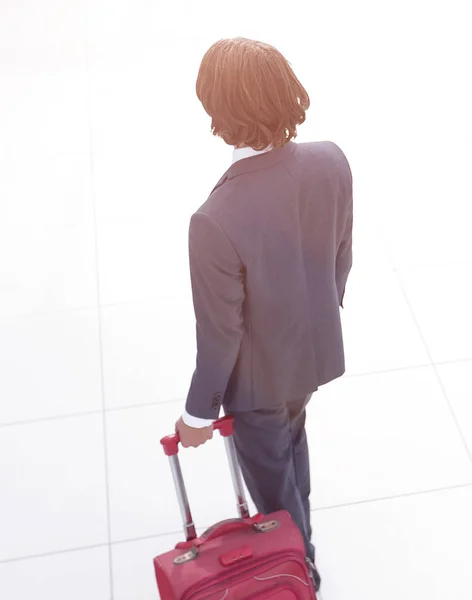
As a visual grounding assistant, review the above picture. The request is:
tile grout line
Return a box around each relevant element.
[2,481,472,567]
[1,358,471,430]
[0,542,110,566]
[311,480,472,513]
[84,27,115,600]
[0,297,175,323]
[393,269,472,467]
[0,408,104,429]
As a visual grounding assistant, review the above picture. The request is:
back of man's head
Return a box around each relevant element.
[196,38,310,151]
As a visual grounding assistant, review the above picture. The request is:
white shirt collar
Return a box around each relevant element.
[232,146,272,164]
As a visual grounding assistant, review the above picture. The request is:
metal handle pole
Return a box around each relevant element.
[161,416,250,539]
[168,454,197,541]
[223,435,250,519]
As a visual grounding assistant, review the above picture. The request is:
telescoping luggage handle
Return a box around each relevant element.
[160,416,250,542]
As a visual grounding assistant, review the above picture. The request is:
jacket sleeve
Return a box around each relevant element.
[185,212,245,419]
[335,152,353,308]
[335,202,353,308]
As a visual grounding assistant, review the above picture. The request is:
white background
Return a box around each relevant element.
[0,1,471,598]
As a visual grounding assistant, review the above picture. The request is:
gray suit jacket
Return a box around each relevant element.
[185,141,353,418]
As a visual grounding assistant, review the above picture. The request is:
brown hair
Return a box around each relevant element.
[196,38,310,151]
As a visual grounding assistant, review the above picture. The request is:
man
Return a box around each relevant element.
[176,37,353,593]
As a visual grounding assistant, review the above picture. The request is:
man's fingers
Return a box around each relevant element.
[177,422,213,449]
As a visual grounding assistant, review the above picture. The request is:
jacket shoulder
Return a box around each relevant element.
[299,140,349,162]
[195,174,243,221]
[298,141,352,181]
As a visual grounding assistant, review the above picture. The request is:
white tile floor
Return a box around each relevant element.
[1,1,472,599]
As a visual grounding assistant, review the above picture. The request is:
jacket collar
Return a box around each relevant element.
[232,146,271,164]
[211,142,297,195]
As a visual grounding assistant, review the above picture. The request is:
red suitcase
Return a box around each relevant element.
[154,416,317,599]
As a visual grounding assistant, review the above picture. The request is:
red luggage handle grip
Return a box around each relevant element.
[160,415,234,456]
[175,516,263,550]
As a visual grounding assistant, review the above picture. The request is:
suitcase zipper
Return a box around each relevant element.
[182,551,308,600]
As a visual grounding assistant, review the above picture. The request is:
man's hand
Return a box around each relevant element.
[175,417,213,449]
